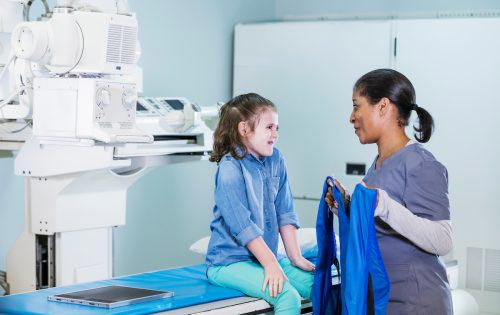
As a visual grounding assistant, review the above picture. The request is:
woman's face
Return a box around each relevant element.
[350,89,382,144]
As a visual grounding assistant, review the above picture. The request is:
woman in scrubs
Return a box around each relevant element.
[327,69,453,314]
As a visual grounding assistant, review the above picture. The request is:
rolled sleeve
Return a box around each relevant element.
[278,211,300,228]
[236,224,264,246]
[216,160,263,246]
[275,154,300,229]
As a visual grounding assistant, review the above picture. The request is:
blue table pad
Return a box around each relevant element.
[0,264,244,315]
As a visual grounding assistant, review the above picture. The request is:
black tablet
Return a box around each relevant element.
[48,285,174,308]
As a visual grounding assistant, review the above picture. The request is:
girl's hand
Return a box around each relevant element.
[246,237,289,297]
[262,261,288,297]
[290,256,315,272]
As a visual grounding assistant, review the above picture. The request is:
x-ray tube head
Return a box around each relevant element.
[11,10,138,76]
[11,21,52,63]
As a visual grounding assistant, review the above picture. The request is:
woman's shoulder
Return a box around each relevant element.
[404,142,446,174]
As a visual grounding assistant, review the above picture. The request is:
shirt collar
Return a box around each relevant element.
[236,146,267,165]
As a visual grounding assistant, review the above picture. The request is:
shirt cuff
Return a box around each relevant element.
[236,223,264,246]
[375,189,389,220]
[278,211,300,229]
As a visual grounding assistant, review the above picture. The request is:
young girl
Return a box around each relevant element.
[205,93,314,315]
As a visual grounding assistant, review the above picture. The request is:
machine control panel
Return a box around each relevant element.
[135,97,202,133]
[94,82,136,123]
[136,97,200,117]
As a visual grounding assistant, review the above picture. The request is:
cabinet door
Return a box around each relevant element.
[396,17,500,300]
[234,21,393,199]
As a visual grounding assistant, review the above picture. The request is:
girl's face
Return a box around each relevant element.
[350,90,383,144]
[241,108,279,158]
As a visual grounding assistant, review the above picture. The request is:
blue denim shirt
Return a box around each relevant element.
[205,147,299,266]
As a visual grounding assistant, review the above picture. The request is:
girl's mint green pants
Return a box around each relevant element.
[207,258,314,315]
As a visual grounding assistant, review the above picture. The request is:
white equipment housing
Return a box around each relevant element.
[2,0,217,294]
[32,77,151,144]
[115,97,216,157]
[11,10,138,75]
[7,97,214,293]
[0,0,31,147]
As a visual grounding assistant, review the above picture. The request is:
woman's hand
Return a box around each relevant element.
[325,176,349,210]
[290,256,315,272]
[262,261,288,297]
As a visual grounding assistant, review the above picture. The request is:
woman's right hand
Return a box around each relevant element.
[262,261,288,298]
[325,176,349,210]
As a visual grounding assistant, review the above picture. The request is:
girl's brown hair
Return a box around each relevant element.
[210,93,276,163]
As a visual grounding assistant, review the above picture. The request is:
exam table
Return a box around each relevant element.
[0,264,316,315]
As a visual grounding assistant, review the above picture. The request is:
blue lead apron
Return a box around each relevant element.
[338,183,390,314]
[313,177,390,315]
[312,176,341,315]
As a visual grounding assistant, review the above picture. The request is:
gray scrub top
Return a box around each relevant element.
[363,142,453,315]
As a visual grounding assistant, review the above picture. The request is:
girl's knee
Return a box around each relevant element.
[275,285,301,313]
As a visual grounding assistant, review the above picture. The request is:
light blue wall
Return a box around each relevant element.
[276,0,500,19]
[132,0,275,104]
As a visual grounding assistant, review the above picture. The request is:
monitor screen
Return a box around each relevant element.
[136,102,148,111]
[164,99,184,110]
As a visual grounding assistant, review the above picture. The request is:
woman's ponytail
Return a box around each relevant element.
[413,105,434,143]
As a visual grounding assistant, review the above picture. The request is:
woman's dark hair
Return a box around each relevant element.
[210,93,276,163]
[353,69,434,143]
